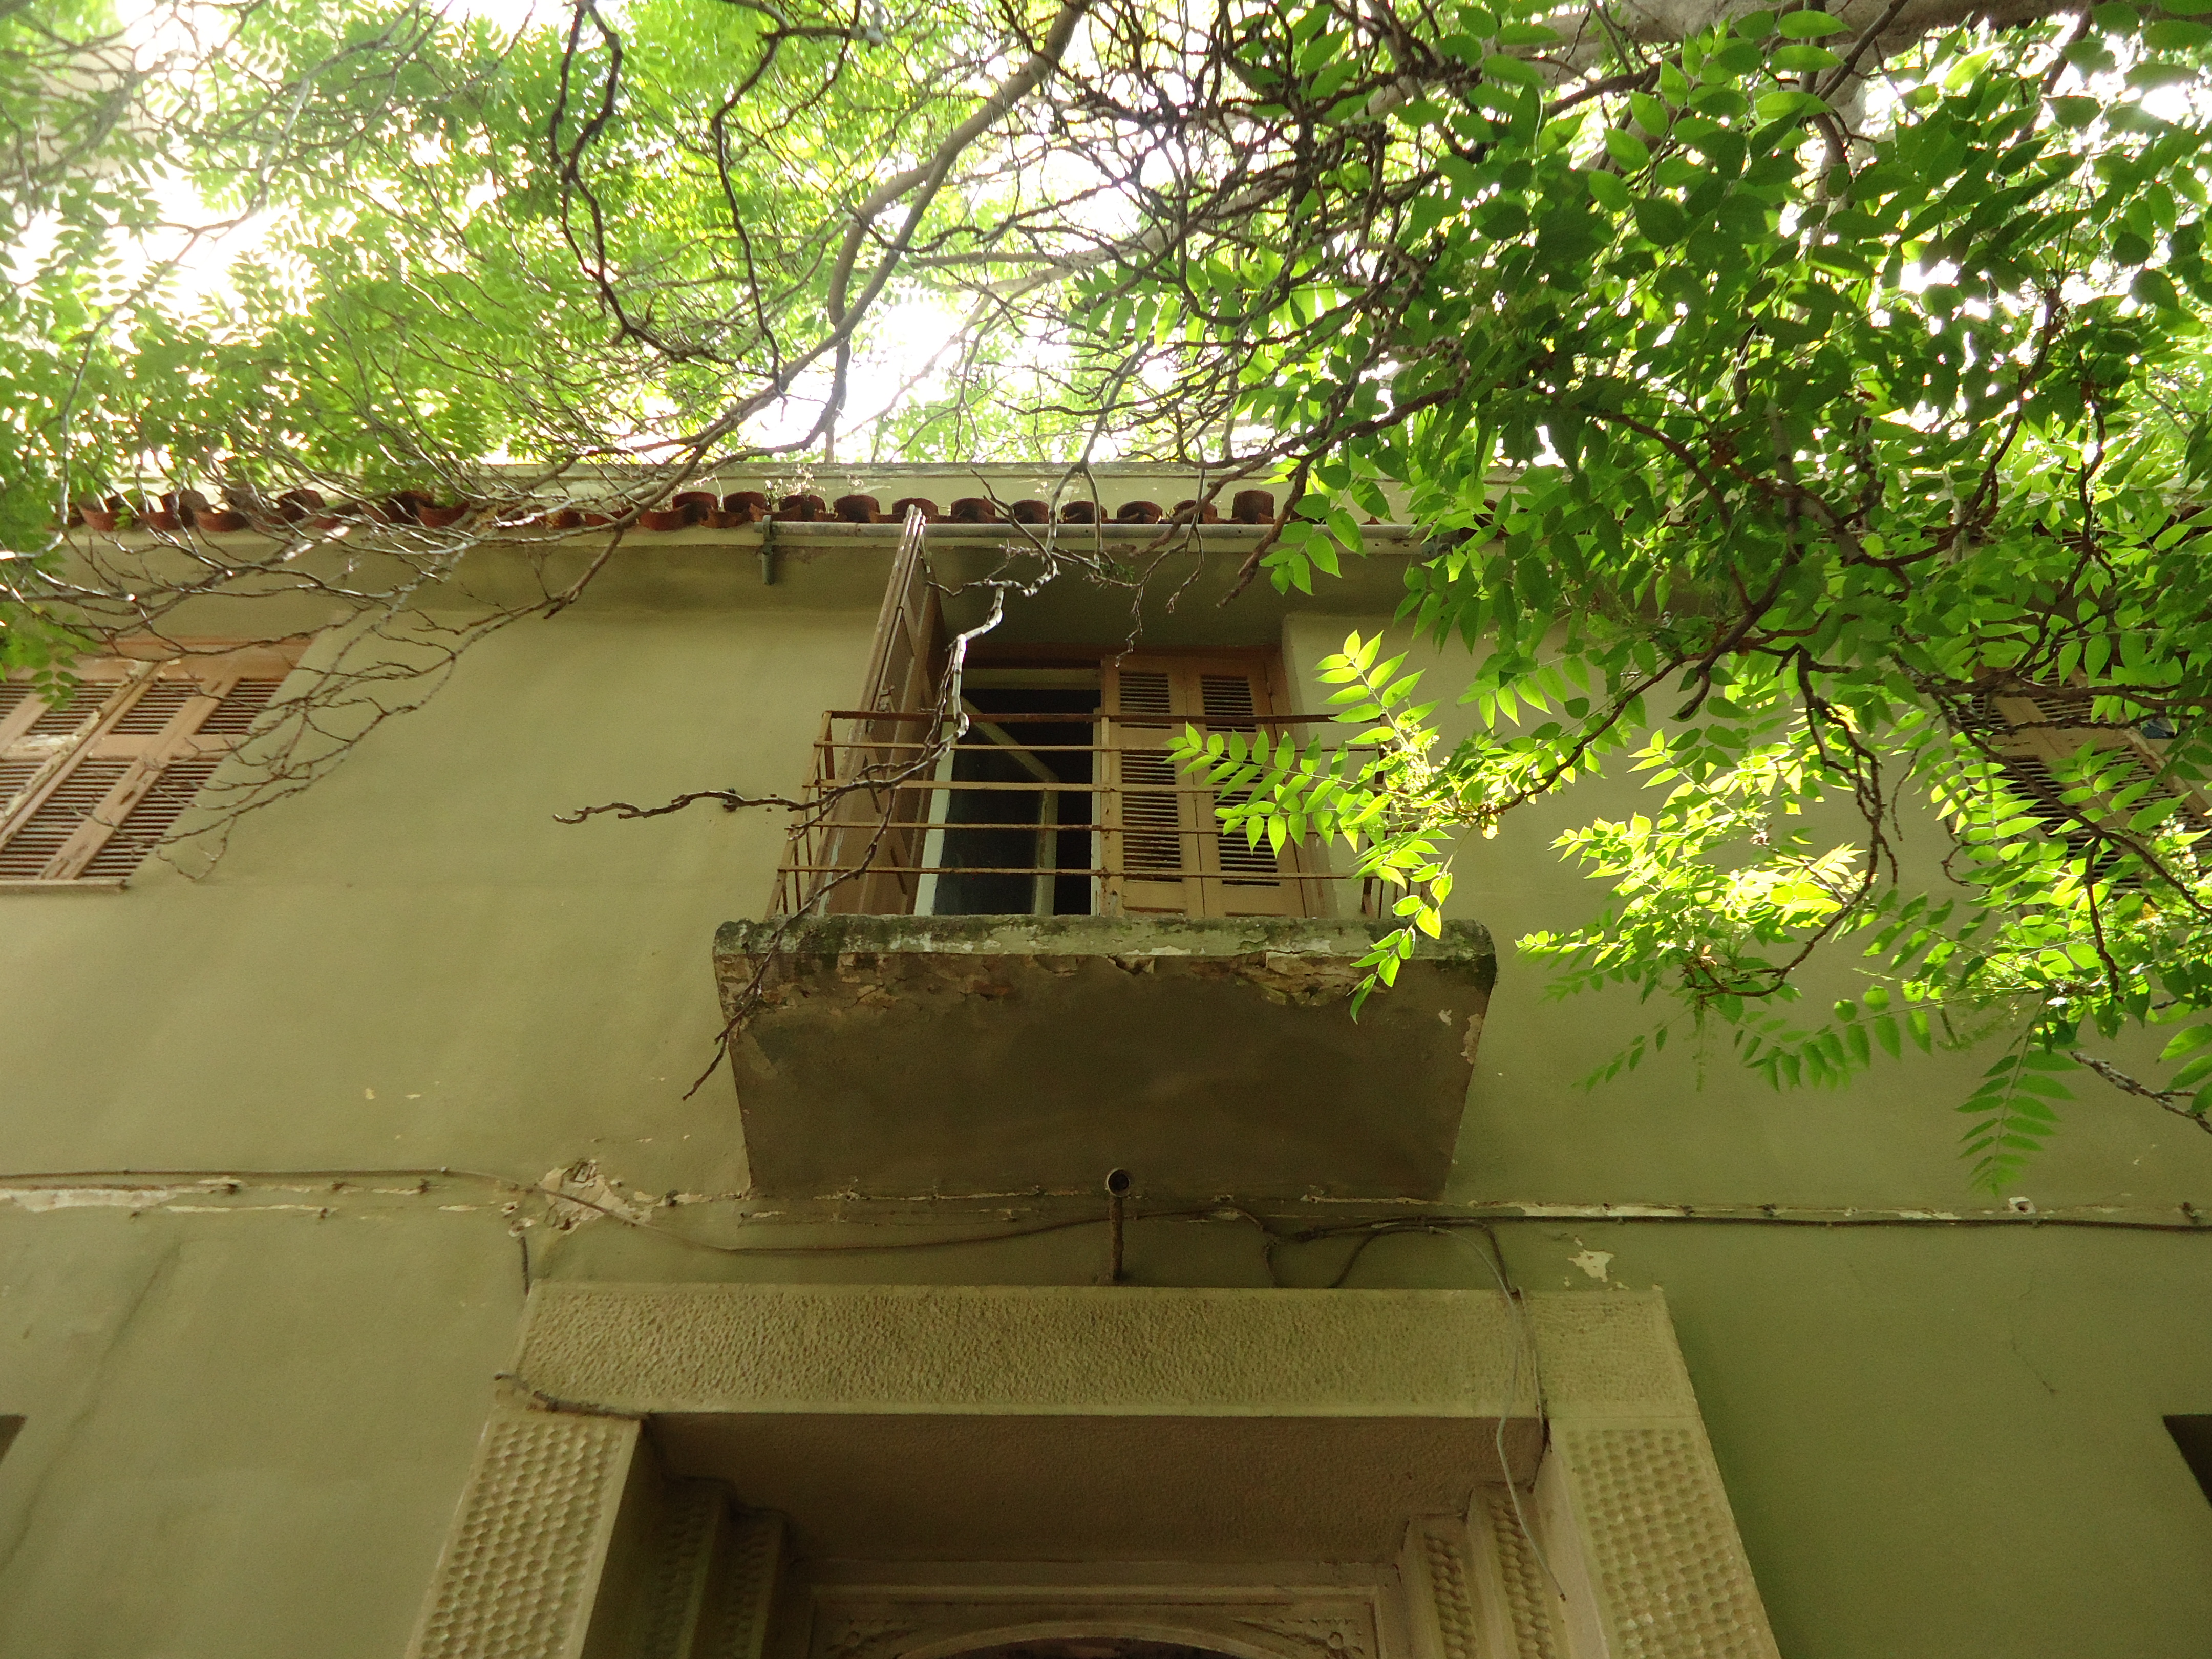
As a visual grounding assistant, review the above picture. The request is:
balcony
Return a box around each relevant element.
[713,913,1496,1201]
[772,703,1362,921]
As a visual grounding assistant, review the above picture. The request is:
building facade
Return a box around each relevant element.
[2,465,2210,1658]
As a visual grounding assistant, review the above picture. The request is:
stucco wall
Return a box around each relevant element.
[0,560,2207,1656]
[0,1207,520,1658]
[1279,609,2212,1657]
[0,604,863,1184]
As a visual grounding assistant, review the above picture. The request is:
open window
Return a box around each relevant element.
[0,642,303,888]
[777,641,1334,918]
[773,515,1338,919]
[917,670,1098,918]
[1969,688,2210,869]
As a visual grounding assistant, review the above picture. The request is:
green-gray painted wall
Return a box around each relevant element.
[2,554,2208,1657]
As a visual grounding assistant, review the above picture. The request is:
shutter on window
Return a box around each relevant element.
[857,507,943,718]
[820,511,947,913]
[0,648,297,884]
[1100,654,1311,918]
[1979,691,2211,865]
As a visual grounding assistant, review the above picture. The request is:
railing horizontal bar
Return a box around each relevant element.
[838,820,1114,833]
[813,780,1240,794]
[827,748,1353,761]
[825,710,1346,723]
[779,865,1348,878]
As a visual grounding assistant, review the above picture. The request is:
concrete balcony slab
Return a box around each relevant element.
[711,915,1495,1200]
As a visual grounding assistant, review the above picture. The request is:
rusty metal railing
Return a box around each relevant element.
[771,708,1367,919]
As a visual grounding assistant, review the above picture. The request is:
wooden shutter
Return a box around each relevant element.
[1099,652,1313,918]
[819,509,945,913]
[858,506,942,719]
[1977,690,2211,864]
[0,646,300,886]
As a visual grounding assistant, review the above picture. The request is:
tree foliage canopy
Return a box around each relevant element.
[8,0,2212,1183]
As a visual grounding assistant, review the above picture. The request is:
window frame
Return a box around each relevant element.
[1969,689,2211,874]
[0,640,305,889]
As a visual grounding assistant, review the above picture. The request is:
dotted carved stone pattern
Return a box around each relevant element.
[1417,1523,1477,1659]
[706,1512,785,1659]
[412,1411,636,1659]
[1478,1492,1561,1659]
[636,1482,726,1659]
[1558,1427,1778,1659]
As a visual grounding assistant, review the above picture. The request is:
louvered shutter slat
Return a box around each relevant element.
[1117,751,1185,875]
[1189,662,1303,914]
[0,761,131,878]
[1976,686,2211,877]
[26,688,100,734]
[1099,664,1200,916]
[198,679,283,734]
[1101,655,1311,918]
[1198,673,1258,726]
[0,762,39,813]
[110,682,201,733]
[82,760,221,878]
[1117,671,1173,716]
[1,645,303,884]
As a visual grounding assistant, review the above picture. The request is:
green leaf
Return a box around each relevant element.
[1776,9,1849,35]
[2161,1025,2212,1061]
[2145,18,2212,47]
[1632,197,1689,245]
[1770,42,1843,71]
[1604,129,1652,171]
[2132,268,2183,312]
[1586,169,1633,211]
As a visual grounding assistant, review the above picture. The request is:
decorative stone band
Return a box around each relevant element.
[1544,1426,1777,1659]
[407,1288,1778,1659]
[405,1396,785,1659]
[406,1404,640,1659]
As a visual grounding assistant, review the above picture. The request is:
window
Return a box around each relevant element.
[0,644,301,887]
[778,648,1334,919]
[1968,688,2209,867]
[2166,1416,2212,1507]
[1096,652,1321,918]
[774,515,1335,919]
[919,674,1098,918]
[906,653,1325,919]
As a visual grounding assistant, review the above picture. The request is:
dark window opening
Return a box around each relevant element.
[927,684,1098,917]
[2166,1415,2212,1507]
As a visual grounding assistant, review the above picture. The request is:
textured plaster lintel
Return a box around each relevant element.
[710,917,1498,1202]
[1526,1291,1700,1420]
[515,1282,1678,1421]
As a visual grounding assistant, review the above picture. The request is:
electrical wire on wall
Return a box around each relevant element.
[5,1167,2211,1264]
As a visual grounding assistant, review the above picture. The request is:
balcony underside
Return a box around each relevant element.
[712,914,1496,1201]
